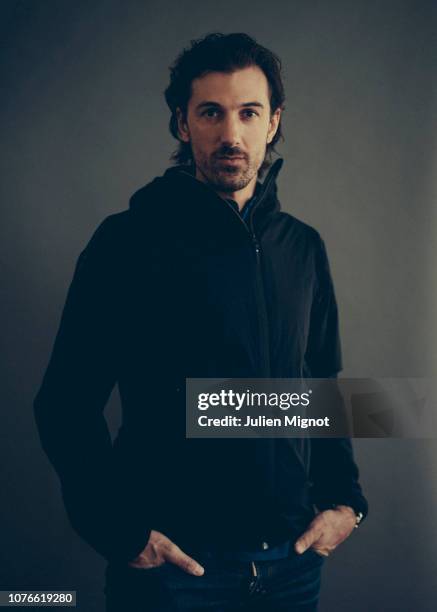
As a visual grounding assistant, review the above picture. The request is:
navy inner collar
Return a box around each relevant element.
[224,181,261,221]
[225,194,257,221]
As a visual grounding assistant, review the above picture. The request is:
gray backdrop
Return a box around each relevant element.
[1,0,436,610]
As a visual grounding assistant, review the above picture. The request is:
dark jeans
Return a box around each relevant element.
[104,548,325,611]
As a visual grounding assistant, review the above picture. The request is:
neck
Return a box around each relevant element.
[195,168,257,211]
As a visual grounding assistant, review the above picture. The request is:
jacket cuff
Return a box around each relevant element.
[61,481,152,564]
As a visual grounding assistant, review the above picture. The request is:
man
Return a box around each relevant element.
[34,33,368,611]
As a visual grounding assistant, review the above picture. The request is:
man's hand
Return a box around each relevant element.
[127,530,205,576]
[294,505,357,557]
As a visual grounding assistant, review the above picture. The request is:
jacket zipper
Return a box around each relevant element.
[221,198,271,377]
[248,214,271,377]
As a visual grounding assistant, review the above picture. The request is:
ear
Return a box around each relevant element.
[176,108,190,143]
[267,107,281,144]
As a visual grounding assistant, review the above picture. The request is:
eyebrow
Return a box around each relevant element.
[195,101,265,111]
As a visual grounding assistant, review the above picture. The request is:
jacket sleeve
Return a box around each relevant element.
[33,216,151,562]
[305,234,368,520]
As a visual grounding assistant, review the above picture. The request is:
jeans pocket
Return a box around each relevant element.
[306,548,327,562]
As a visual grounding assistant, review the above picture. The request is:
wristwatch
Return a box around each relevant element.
[353,511,364,529]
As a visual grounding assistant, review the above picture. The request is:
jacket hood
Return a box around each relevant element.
[129,158,284,218]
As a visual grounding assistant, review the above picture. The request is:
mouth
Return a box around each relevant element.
[216,156,245,164]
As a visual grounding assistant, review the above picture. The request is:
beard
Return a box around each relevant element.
[195,146,262,193]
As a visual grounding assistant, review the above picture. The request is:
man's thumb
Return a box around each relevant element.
[295,528,318,554]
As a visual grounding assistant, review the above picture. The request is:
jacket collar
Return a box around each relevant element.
[167,157,283,215]
[129,158,283,221]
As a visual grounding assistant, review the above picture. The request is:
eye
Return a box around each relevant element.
[202,108,220,118]
[241,109,258,119]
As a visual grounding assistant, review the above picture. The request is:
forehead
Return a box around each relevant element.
[189,65,270,107]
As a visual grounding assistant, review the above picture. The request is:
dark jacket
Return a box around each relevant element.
[33,159,368,564]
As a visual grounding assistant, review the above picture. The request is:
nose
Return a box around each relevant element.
[219,114,241,147]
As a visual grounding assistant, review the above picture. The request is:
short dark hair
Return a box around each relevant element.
[164,32,285,173]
